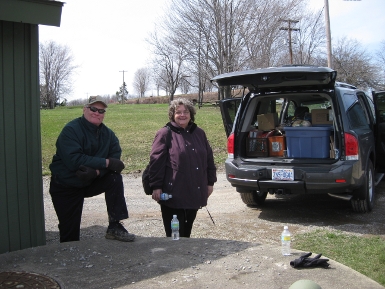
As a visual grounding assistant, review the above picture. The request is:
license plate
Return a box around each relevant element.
[272,168,294,181]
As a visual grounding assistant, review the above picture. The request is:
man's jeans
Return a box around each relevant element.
[49,172,128,242]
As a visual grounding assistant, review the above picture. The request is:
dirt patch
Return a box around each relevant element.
[43,173,385,245]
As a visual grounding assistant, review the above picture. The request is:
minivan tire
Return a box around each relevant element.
[351,160,375,213]
[240,190,268,207]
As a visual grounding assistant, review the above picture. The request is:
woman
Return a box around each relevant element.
[149,98,217,237]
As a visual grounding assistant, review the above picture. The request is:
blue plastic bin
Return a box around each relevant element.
[284,126,332,158]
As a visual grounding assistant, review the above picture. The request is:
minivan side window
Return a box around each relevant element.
[376,94,385,122]
[366,95,376,122]
[359,94,376,125]
[347,102,370,129]
[223,100,239,123]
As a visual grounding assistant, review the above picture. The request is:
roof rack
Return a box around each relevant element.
[335,82,357,89]
[281,64,319,68]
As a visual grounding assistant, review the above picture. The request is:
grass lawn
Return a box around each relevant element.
[40,103,228,175]
[293,230,385,286]
[40,103,385,286]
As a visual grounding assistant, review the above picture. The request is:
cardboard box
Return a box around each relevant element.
[330,135,335,158]
[257,113,278,131]
[311,109,333,125]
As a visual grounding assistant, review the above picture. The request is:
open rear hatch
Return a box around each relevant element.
[211,66,336,93]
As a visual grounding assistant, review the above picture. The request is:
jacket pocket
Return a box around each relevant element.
[164,163,184,193]
[168,159,185,173]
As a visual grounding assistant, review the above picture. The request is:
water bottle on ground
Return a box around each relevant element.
[171,215,179,240]
[281,225,291,256]
[160,193,172,201]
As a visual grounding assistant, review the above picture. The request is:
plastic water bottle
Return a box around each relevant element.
[160,193,172,201]
[171,215,179,240]
[281,226,291,256]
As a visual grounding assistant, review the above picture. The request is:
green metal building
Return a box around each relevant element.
[0,0,63,254]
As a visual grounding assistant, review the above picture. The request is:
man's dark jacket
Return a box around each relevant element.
[49,116,121,188]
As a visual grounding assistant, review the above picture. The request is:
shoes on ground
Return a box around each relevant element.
[105,222,135,242]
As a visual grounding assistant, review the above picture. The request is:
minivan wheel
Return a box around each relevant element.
[240,190,267,207]
[351,160,375,213]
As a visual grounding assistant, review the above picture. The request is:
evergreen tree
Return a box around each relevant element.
[117,82,128,104]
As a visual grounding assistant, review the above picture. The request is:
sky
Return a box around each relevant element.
[39,0,385,101]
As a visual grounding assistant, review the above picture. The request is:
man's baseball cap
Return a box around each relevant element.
[88,95,108,107]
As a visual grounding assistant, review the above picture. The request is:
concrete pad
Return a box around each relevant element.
[0,237,383,289]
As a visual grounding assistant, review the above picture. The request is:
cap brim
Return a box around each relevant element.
[89,101,108,108]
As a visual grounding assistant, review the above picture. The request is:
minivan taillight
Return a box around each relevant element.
[227,133,235,159]
[344,132,359,160]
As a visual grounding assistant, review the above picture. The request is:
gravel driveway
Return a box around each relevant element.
[43,172,385,245]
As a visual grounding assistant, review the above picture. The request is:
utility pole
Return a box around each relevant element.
[280,19,299,64]
[324,0,361,68]
[324,0,333,68]
[119,70,127,104]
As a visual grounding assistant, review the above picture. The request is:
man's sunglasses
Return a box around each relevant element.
[87,106,106,114]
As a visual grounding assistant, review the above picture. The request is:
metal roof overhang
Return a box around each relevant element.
[0,0,64,27]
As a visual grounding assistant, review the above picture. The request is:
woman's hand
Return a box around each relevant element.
[208,185,214,198]
[152,189,162,202]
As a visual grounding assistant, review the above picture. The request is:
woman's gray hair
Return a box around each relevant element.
[168,98,196,123]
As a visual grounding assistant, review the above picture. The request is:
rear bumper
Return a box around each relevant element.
[225,159,364,195]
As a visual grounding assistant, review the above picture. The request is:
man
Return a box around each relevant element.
[49,96,135,243]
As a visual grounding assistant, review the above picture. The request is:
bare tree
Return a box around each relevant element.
[151,68,169,96]
[152,70,164,97]
[133,68,151,97]
[376,41,385,66]
[67,98,85,107]
[149,32,188,101]
[39,41,77,109]
[164,0,251,99]
[179,77,191,94]
[151,0,370,99]
[168,20,211,105]
[333,37,381,90]
[376,40,385,89]
[291,8,326,65]
[242,0,305,68]
[154,0,307,100]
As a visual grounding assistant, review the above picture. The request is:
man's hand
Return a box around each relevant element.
[76,165,97,181]
[107,158,125,172]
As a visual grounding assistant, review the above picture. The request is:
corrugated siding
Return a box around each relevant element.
[0,20,45,254]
